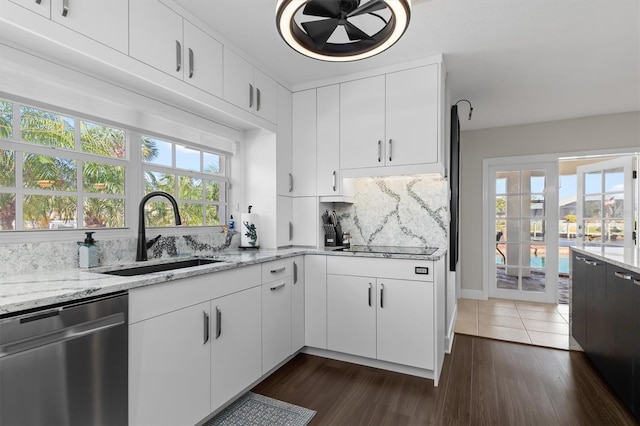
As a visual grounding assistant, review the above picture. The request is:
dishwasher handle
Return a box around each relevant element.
[0,312,125,359]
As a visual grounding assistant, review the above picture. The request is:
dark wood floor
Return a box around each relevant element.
[253,334,639,425]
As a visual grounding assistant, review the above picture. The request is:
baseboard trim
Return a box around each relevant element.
[460,289,485,300]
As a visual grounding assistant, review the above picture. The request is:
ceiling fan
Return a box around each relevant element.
[276,0,412,62]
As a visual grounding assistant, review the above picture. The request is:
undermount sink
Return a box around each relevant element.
[101,258,222,276]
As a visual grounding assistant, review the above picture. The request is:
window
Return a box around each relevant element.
[142,136,228,227]
[1,100,127,231]
[0,97,230,232]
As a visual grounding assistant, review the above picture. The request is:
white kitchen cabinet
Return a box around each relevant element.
[292,257,305,352]
[292,89,317,197]
[223,48,276,122]
[50,0,128,54]
[129,302,211,426]
[276,195,293,247]
[277,84,293,197]
[10,0,50,18]
[340,65,441,172]
[317,84,343,197]
[262,276,292,374]
[292,196,317,247]
[211,286,262,411]
[327,274,377,359]
[130,0,222,96]
[305,255,327,349]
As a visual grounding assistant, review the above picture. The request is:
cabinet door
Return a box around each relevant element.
[254,68,277,123]
[385,65,439,166]
[211,286,261,412]
[10,0,50,18]
[305,255,327,349]
[129,302,210,426]
[277,85,293,196]
[51,0,128,53]
[339,75,385,170]
[130,0,183,78]
[292,196,317,247]
[223,48,253,112]
[317,84,341,196]
[276,196,292,247]
[571,252,587,348]
[262,277,293,373]
[327,274,376,359]
[377,278,434,369]
[292,89,317,196]
[584,258,608,371]
[183,20,222,97]
[292,257,305,352]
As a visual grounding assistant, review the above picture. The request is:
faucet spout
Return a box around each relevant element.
[136,191,182,261]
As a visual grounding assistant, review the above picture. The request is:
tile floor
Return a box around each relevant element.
[455,298,570,350]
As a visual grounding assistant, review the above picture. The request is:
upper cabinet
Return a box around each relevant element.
[291,89,317,197]
[317,84,343,197]
[340,64,442,175]
[224,48,277,123]
[130,0,223,97]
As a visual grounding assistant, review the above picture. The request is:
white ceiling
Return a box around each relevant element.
[173,0,639,131]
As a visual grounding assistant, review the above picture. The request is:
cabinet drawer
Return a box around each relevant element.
[327,256,433,282]
[261,258,293,282]
[130,264,261,323]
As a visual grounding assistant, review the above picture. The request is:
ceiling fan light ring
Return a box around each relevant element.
[276,0,411,62]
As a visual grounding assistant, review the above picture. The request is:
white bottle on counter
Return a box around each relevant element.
[79,231,99,268]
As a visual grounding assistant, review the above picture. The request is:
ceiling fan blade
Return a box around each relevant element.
[301,18,340,49]
[347,0,387,17]
[303,0,342,18]
[344,21,372,41]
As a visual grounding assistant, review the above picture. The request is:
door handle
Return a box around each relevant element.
[293,261,298,284]
[388,139,392,162]
[332,171,336,192]
[368,283,372,307]
[257,88,261,111]
[175,40,182,72]
[289,221,293,241]
[203,311,209,344]
[270,267,286,274]
[61,0,69,16]
[215,306,221,339]
[377,140,382,162]
[380,283,384,308]
[289,173,293,192]
[188,48,194,78]
[249,84,254,108]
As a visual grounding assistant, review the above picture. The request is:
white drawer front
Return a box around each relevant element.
[261,258,293,282]
[327,256,433,281]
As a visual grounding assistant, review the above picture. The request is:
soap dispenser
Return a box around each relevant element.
[79,231,99,268]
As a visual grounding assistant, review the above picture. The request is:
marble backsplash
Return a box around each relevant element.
[0,231,239,278]
[333,175,449,248]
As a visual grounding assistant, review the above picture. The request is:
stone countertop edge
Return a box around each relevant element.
[570,247,640,276]
[0,247,447,315]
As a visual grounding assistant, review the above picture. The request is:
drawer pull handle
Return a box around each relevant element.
[293,261,298,284]
[188,48,194,78]
[61,0,69,16]
[215,306,221,339]
[270,267,286,274]
[368,283,372,307]
[575,256,586,261]
[584,260,600,266]
[175,40,182,72]
[380,283,384,308]
[614,271,633,280]
[270,283,286,291]
[203,311,209,344]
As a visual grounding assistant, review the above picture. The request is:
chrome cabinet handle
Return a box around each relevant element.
[61,0,69,16]
[585,260,600,266]
[293,261,298,284]
[188,48,194,78]
[380,283,384,308]
[249,84,254,108]
[368,283,372,307]
[614,271,633,280]
[203,311,209,344]
[36,0,42,4]
[270,282,286,291]
[575,256,586,261]
[332,171,336,192]
[634,278,640,285]
[257,88,261,111]
[289,221,293,241]
[215,306,221,339]
[175,40,182,72]
[388,139,392,162]
[289,173,293,192]
[270,267,286,274]
[377,140,382,162]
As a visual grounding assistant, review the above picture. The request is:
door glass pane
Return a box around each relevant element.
[583,195,601,218]
[526,195,545,217]
[583,219,602,242]
[605,218,625,244]
[527,171,546,193]
[584,171,602,194]
[604,194,624,219]
[604,168,623,192]
[529,219,545,242]
[502,219,521,243]
[503,195,520,217]
[503,243,520,267]
[496,171,520,193]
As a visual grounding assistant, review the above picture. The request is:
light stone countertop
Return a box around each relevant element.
[571,247,640,276]
[0,246,446,315]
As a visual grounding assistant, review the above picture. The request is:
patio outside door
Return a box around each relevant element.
[576,156,636,261]
[489,162,558,303]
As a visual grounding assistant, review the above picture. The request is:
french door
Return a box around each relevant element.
[576,156,636,261]
[489,162,558,303]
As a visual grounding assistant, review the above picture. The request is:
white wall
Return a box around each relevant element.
[459,112,640,293]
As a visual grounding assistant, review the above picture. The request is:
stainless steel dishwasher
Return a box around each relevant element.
[0,292,128,426]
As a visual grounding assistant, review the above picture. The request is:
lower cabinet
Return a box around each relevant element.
[291,257,305,352]
[129,302,211,426]
[211,286,262,411]
[262,276,292,373]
